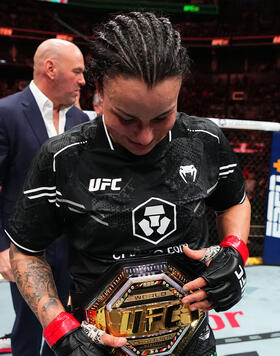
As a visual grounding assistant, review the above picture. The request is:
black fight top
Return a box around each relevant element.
[6,113,245,293]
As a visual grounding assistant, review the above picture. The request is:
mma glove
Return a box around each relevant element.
[43,312,110,356]
[201,235,248,312]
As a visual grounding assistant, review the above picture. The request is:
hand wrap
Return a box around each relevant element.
[201,235,248,312]
[43,312,107,356]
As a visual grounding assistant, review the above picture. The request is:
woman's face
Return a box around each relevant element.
[100,75,182,156]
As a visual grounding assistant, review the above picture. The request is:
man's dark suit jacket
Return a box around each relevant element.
[0,86,89,252]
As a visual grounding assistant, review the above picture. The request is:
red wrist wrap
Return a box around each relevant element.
[43,312,80,347]
[220,235,249,264]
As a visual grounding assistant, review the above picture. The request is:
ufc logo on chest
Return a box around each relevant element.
[89,178,122,192]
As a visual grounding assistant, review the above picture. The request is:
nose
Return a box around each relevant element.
[79,73,86,87]
[133,124,154,146]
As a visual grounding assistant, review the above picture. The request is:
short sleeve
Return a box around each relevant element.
[6,143,63,253]
[205,128,246,212]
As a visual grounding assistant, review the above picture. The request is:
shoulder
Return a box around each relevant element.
[177,112,221,135]
[0,90,25,110]
[0,88,33,121]
[0,91,27,130]
[46,120,98,156]
[67,106,90,123]
[32,121,94,173]
[39,120,100,173]
[175,113,222,143]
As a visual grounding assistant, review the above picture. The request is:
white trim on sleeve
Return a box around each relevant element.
[5,230,45,253]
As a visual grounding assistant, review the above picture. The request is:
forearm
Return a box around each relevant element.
[215,195,251,244]
[9,243,65,328]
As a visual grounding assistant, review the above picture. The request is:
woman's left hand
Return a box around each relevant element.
[181,245,213,312]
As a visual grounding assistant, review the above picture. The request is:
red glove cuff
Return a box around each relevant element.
[220,235,249,264]
[43,312,80,347]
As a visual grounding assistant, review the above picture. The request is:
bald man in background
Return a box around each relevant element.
[0,39,89,355]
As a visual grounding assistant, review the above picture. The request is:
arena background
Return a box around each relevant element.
[0,1,280,355]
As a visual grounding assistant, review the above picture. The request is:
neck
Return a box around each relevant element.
[53,110,59,134]
[33,79,52,100]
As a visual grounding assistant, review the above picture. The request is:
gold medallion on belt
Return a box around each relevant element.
[84,261,206,356]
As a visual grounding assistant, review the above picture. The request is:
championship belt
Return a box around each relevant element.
[76,256,207,356]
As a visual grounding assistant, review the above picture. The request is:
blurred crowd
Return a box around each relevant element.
[1,57,280,123]
[179,71,280,122]
[1,0,279,38]
[0,0,279,125]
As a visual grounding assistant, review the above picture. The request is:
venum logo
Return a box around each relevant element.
[132,197,176,245]
[179,164,197,183]
[89,178,122,192]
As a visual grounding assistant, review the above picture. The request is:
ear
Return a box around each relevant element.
[45,59,56,80]
[94,80,103,102]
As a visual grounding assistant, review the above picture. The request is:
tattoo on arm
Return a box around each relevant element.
[9,244,64,328]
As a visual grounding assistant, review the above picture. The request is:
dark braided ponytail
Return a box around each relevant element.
[88,12,191,92]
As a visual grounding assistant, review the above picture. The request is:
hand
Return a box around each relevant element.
[81,321,127,349]
[181,245,212,312]
[182,243,247,312]
[44,312,127,356]
[201,246,246,312]
[0,248,15,282]
[54,328,127,356]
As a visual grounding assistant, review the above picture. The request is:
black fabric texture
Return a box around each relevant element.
[7,114,245,293]
[181,325,216,356]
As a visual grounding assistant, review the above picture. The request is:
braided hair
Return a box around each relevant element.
[88,12,191,92]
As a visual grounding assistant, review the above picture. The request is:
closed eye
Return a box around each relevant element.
[152,116,167,123]
[118,116,136,125]
[73,69,84,74]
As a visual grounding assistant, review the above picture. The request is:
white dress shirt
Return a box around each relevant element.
[29,80,72,138]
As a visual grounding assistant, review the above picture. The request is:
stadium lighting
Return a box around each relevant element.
[183,5,199,13]
[212,38,229,46]
[37,0,218,15]
[56,34,73,41]
[273,36,280,43]
[0,27,13,36]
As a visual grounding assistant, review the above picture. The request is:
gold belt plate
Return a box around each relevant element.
[85,262,205,356]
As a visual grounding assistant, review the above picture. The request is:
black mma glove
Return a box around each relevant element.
[43,312,109,356]
[201,235,248,312]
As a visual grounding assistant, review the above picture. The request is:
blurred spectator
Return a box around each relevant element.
[245,171,257,200]
[0,38,89,356]
[93,91,103,115]
[83,91,103,120]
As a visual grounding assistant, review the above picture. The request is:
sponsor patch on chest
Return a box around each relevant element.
[89,178,122,192]
[132,197,177,245]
